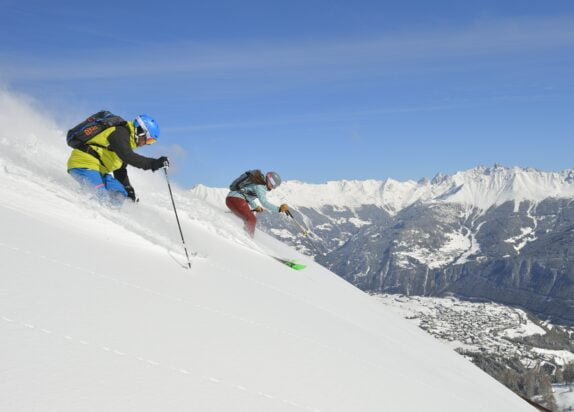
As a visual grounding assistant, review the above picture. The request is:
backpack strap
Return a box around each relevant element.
[239,186,258,198]
[76,144,105,167]
[75,141,115,167]
[239,170,266,197]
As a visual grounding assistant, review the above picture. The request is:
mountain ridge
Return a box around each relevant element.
[191,165,574,215]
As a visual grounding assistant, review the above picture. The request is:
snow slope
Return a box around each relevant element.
[0,91,533,411]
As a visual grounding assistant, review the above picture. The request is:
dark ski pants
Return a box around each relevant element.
[226,196,256,237]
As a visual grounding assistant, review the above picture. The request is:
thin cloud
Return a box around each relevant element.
[2,15,574,81]
[164,103,460,133]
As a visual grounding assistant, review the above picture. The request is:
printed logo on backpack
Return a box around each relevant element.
[66,110,126,149]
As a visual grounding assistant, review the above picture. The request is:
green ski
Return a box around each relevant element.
[272,257,306,270]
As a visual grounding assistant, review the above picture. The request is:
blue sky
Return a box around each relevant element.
[1,0,574,188]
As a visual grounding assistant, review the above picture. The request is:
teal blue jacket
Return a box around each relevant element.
[227,183,280,212]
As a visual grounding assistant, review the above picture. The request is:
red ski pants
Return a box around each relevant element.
[226,196,256,237]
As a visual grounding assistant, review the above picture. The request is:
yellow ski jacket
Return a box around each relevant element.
[66,122,138,174]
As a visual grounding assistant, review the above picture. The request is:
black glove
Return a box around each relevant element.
[151,156,169,172]
[124,185,138,202]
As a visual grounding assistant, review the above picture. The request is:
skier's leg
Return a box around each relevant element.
[226,196,256,237]
[69,168,107,200]
[69,168,126,207]
[102,174,128,207]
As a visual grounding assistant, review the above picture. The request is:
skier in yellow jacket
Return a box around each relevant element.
[67,114,168,205]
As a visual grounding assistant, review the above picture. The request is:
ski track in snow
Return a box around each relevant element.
[0,314,320,412]
[0,240,445,399]
[504,202,539,252]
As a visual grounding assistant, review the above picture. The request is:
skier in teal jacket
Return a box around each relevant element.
[226,171,289,237]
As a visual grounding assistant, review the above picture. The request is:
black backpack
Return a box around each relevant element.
[66,110,126,148]
[229,170,266,191]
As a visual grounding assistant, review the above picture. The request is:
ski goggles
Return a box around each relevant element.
[266,174,277,189]
[135,116,157,145]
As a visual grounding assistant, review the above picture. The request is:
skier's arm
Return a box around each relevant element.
[246,197,259,211]
[107,126,155,170]
[254,185,280,212]
[113,165,131,188]
[113,165,137,201]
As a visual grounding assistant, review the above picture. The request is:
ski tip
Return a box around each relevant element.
[286,261,306,270]
[271,256,307,270]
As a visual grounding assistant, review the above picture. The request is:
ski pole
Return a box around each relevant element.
[285,210,309,237]
[163,166,192,269]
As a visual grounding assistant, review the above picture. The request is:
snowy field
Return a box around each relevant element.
[376,294,574,410]
[375,294,573,362]
[554,385,574,412]
[0,91,534,411]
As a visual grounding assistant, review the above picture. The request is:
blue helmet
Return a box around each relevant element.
[134,114,160,142]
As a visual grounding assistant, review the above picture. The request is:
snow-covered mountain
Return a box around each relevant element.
[273,166,574,213]
[191,165,574,325]
[0,93,536,410]
[194,165,574,214]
